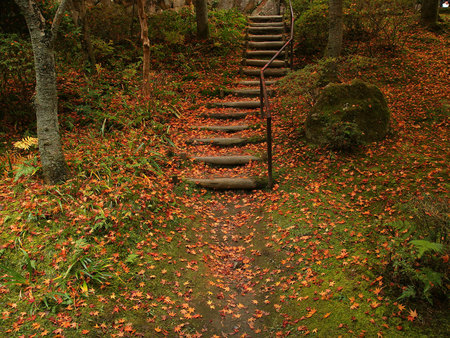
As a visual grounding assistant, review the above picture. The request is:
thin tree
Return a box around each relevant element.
[325,0,343,58]
[15,0,69,184]
[420,0,439,28]
[70,0,96,67]
[137,0,151,97]
[194,0,209,39]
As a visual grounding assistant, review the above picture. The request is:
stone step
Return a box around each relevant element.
[246,50,285,58]
[187,137,265,146]
[244,59,286,68]
[208,101,260,109]
[192,125,250,132]
[185,177,267,190]
[238,80,277,86]
[192,155,261,166]
[248,15,283,22]
[243,68,289,77]
[248,41,285,50]
[248,26,284,34]
[249,22,284,28]
[200,111,251,120]
[248,34,284,41]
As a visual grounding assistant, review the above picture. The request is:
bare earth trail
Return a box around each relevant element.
[187,193,281,336]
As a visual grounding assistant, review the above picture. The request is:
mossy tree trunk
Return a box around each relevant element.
[194,0,210,39]
[325,0,343,58]
[14,0,69,184]
[421,0,439,27]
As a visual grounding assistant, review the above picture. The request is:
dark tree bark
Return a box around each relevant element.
[194,0,209,39]
[14,0,69,184]
[325,0,343,58]
[137,0,150,97]
[421,0,439,27]
[70,0,96,67]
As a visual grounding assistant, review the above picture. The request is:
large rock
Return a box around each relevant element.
[305,80,390,148]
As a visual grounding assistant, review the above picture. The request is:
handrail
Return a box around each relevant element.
[260,0,294,189]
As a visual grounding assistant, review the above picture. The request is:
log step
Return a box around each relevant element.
[208,101,260,109]
[248,34,283,41]
[185,177,267,190]
[248,26,284,34]
[243,68,289,77]
[248,41,285,49]
[187,137,265,146]
[244,59,286,67]
[200,111,251,120]
[238,80,277,86]
[192,155,261,166]
[249,15,283,22]
[246,50,285,58]
[192,125,249,132]
[249,22,284,28]
[227,88,274,97]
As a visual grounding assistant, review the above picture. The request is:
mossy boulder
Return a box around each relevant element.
[305,80,390,150]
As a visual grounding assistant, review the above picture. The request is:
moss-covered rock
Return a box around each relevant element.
[305,79,390,149]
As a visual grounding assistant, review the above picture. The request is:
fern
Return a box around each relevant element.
[13,136,38,150]
[410,240,444,259]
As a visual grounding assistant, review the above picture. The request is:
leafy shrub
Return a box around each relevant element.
[344,0,415,54]
[294,0,329,55]
[209,9,246,50]
[0,33,35,126]
[149,7,196,44]
[384,196,449,304]
[278,58,341,110]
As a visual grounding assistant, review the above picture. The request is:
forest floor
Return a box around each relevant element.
[0,17,449,338]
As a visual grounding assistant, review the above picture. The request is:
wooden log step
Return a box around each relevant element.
[208,101,260,109]
[226,88,274,97]
[185,177,267,190]
[249,22,284,28]
[248,34,283,41]
[200,111,251,120]
[246,50,285,58]
[244,59,286,67]
[248,26,284,34]
[243,68,289,77]
[249,15,283,22]
[192,125,249,132]
[192,155,261,165]
[248,41,285,49]
[187,136,265,146]
[238,80,277,86]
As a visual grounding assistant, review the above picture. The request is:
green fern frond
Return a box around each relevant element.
[13,136,38,150]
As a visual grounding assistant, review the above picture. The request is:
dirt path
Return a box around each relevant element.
[188,192,282,336]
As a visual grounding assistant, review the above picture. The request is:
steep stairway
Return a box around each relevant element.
[184,15,290,190]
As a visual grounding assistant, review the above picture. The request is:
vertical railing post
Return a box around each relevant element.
[259,76,264,117]
[266,110,273,189]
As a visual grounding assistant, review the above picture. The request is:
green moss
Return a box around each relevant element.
[306,80,390,149]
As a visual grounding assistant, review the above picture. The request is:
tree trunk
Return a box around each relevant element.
[15,0,69,184]
[421,0,439,27]
[137,0,151,97]
[71,0,96,67]
[325,0,343,58]
[194,0,209,39]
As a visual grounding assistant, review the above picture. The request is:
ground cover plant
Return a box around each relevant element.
[0,2,449,337]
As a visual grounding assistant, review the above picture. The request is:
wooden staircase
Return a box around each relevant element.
[184,15,290,190]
